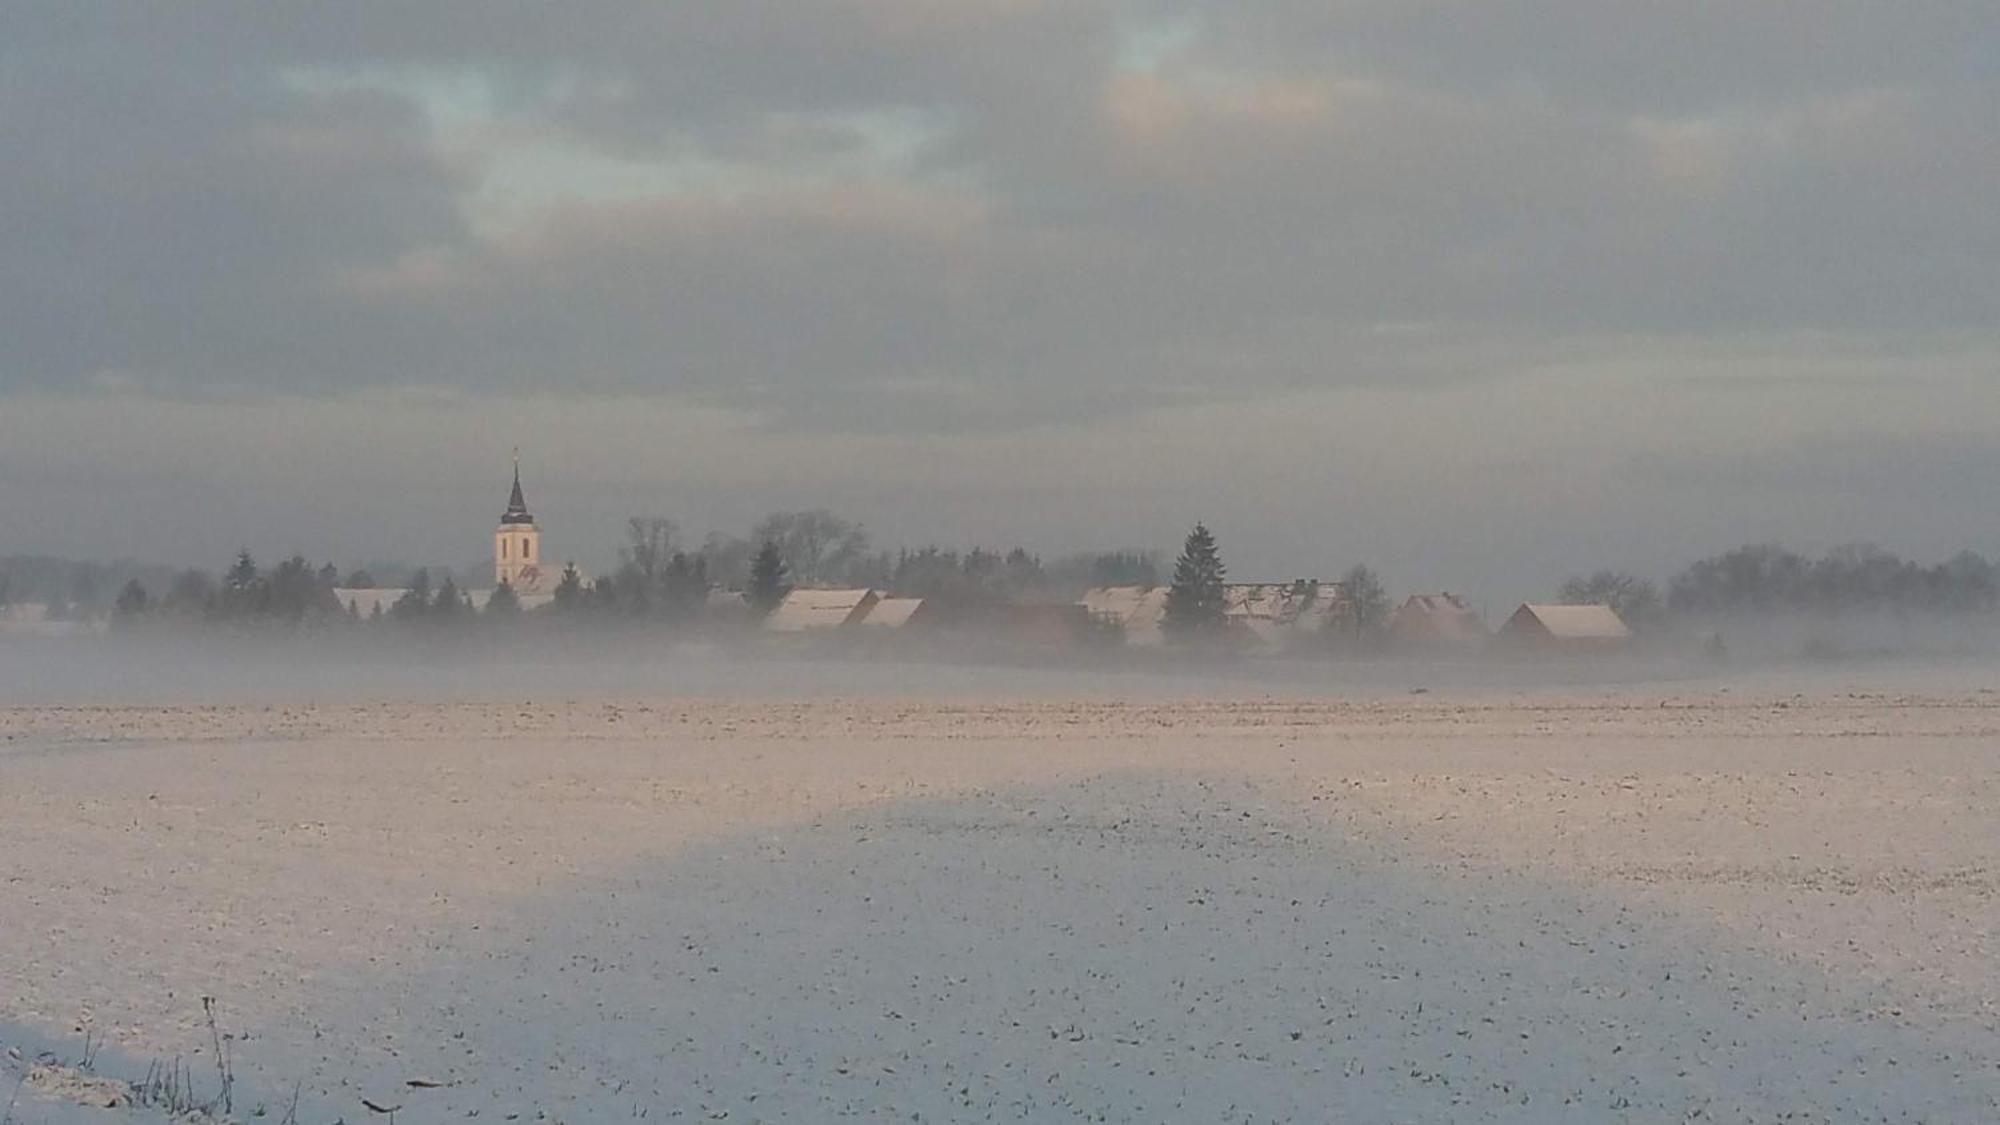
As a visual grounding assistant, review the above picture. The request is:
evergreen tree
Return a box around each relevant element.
[392,568,432,621]
[431,575,466,622]
[219,550,267,619]
[746,540,791,616]
[267,555,325,622]
[552,563,584,612]
[225,550,259,592]
[111,579,150,626]
[485,579,521,618]
[1163,523,1228,642]
[660,551,709,621]
[165,569,215,618]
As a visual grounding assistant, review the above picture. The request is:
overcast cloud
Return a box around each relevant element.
[4,3,1997,603]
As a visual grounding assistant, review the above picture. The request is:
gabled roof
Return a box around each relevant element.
[862,597,927,628]
[1081,583,1348,647]
[765,588,881,632]
[1509,603,1631,640]
[1080,586,1172,644]
[1224,581,1349,626]
[1389,593,1488,643]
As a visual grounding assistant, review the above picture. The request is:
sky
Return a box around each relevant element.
[4,2,1997,605]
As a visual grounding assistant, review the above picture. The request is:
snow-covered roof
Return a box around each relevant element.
[1390,593,1488,643]
[1512,603,1631,640]
[1081,583,1348,647]
[1079,586,1171,645]
[765,588,880,632]
[332,588,404,617]
[862,597,927,629]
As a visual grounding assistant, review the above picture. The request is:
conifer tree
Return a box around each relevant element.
[111,579,150,626]
[1163,523,1228,642]
[392,568,432,621]
[224,550,259,592]
[431,574,465,621]
[219,549,267,619]
[552,563,584,612]
[485,579,521,618]
[746,540,791,616]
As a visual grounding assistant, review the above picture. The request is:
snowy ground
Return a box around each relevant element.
[4,680,1998,1121]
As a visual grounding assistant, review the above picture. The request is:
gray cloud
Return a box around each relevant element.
[3,3,1997,590]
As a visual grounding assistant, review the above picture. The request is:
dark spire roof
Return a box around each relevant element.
[501,452,534,525]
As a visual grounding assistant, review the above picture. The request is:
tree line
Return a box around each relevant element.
[17,522,2000,642]
[1551,544,2000,629]
[64,508,1174,634]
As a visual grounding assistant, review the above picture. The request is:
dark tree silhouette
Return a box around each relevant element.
[552,563,584,612]
[1558,570,1661,626]
[1341,564,1390,642]
[111,579,150,625]
[485,580,521,618]
[750,510,869,587]
[392,568,432,621]
[746,541,791,616]
[1163,523,1228,643]
[225,550,258,592]
[431,574,469,622]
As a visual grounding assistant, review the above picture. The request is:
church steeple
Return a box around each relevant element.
[501,449,533,525]
[495,450,545,592]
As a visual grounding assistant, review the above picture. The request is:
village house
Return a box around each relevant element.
[1496,603,1631,650]
[763,588,882,632]
[1079,581,1349,649]
[1387,593,1489,651]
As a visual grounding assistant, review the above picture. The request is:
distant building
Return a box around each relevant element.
[332,588,402,618]
[1388,593,1488,651]
[494,453,546,595]
[1224,581,1350,649]
[1080,582,1349,649]
[1497,603,1631,649]
[0,603,97,637]
[326,458,563,618]
[1079,585,1171,646]
[765,588,882,632]
[705,588,751,624]
[861,597,931,630]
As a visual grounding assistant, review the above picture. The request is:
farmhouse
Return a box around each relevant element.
[1498,603,1631,649]
[1079,585,1172,646]
[1388,593,1488,651]
[765,588,882,632]
[1080,582,1349,649]
[861,597,931,630]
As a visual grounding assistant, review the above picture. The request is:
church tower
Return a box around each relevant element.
[495,453,544,592]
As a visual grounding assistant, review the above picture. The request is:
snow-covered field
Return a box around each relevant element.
[4,677,1998,1121]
